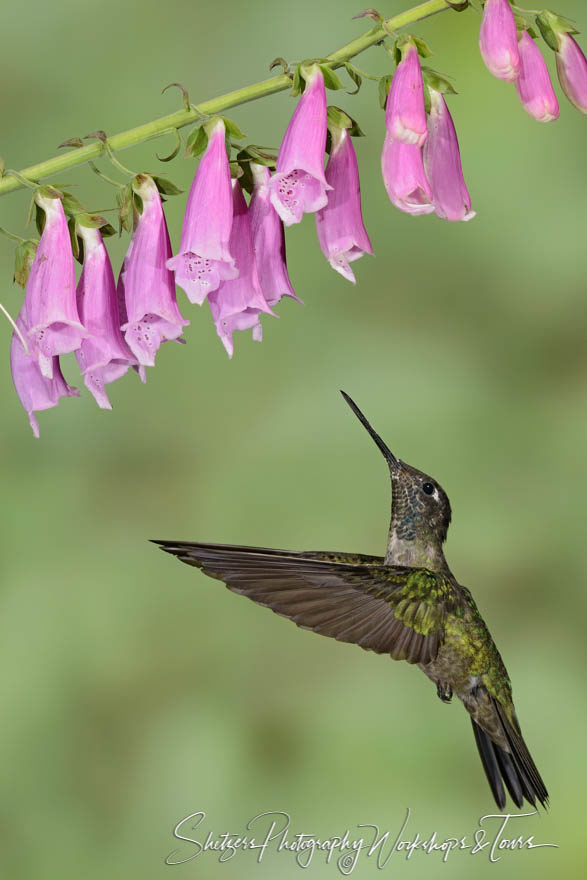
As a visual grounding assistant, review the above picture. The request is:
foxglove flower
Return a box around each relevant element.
[515,31,559,122]
[315,127,372,283]
[555,32,587,114]
[479,0,521,82]
[24,191,87,379]
[268,65,330,226]
[381,135,434,216]
[75,224,137,409]
[249,163,301,306]
[167,119,237,303]
[208,181,274,357]
[385,42,428,147]
[121,175,188,369]
[10,310,78,438]
[423,90,475,222]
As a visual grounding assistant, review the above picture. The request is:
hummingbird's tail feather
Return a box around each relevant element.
[470,698,548,810]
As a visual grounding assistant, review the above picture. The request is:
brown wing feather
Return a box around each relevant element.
[153,541,451,665]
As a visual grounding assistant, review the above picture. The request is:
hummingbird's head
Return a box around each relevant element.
[341,391,452,547]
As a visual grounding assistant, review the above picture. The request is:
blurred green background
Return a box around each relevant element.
[1,0,585,877]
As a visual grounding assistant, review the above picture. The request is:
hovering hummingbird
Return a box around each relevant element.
[154,392,548,810]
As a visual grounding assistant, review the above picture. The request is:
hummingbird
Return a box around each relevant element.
[154,391,548,810]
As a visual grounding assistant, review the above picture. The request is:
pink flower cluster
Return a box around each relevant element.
[11,178,188,436]
[381,42,474,222]
[479,0,587,120]
[10,69,377,436]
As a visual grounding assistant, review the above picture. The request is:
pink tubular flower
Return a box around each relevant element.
[208,180,274,358]
[75,224,137,409]
[556,32,587,114]
[385,42,428,147]
[10,310,79,438]
[479,0,521,82]
[121,175,188,369]
[515,31,559,122]
[24,191,87,379]
[249,163,301,306]
[268,65,331,226]
[166,119,238,303]
[424,90,475,223]
[315,127,373,283]
[381,134,434,216]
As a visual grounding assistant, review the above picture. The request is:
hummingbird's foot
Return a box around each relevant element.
[436,681,453,703]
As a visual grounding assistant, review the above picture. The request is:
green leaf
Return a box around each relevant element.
[161,82,191,111]
[116,183,135,235]
[269,57,289,73]
[344,63,362,95]
[229,161,244,180]
[68,218,81,262]
[76,213,115,230]
[151,175,183,196]
[156,128,182,163]
[352,8,383,23]
[411,36,434,59]
[421,67,458,95]
[378,74,393,109]
[536,11,579,52]
[13,239,38,288]
[57,137,84,149]
[237,144,277,167]
[318,64,345,91]
[35,203,46,237]
[185,125,208,159]
[222,117,246,140]
[326,106,365,137]
[0,156,6,177]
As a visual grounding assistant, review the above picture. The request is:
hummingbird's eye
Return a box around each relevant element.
[422,482,435,496]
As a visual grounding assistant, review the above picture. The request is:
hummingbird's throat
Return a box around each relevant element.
[385,529,447,572]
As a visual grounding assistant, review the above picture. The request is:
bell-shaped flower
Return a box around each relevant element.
[315,126,373,283]
[479,0,521,82]
[121,175,189,369]
[23,190,87,379]
[555,32,587,114]
[10,309,79,438]
[166,119,238,303]
[515,31,560,122]
[249,163,301,306]
[385,42,428,147]
[208,180,274,358]
[381,134,434,216]
[75,223,137,409]
[423,90,475,222]
[268,65,331,226]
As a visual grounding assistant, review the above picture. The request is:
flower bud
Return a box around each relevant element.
[555,32,587,114]
[424,90,475,222]
[385,42,428,147]
[515,31,559,123]
[479,0,521,82]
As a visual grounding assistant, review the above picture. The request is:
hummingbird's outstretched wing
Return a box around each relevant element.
[153,541,459,665]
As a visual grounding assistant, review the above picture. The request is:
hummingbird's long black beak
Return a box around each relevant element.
[340,391,399,467]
